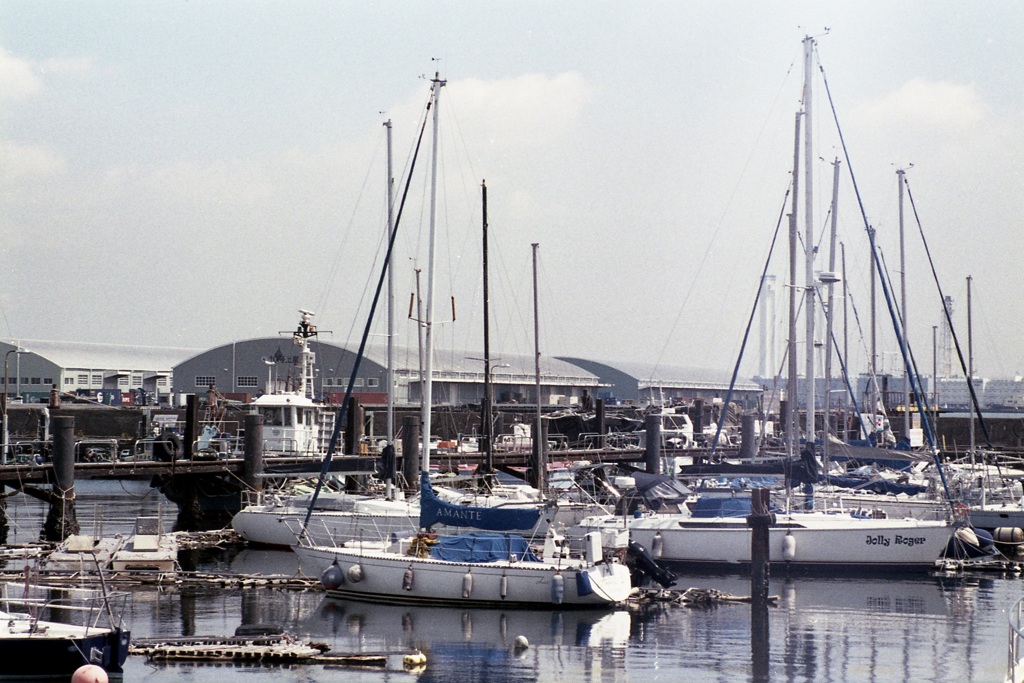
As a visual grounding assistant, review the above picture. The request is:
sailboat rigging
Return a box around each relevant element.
[300,90,434,535]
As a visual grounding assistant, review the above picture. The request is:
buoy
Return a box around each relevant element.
[500,573,508,599]
[403,650,428,669]
[403,565,415,591]
[551,572,565,605]
[576,570,594,598]
[462,570,473,598]
[321,563,344,590]
[994,527,1024,544]
[72,665,108,683]
[782,533,797,562]
[955,527,980,547]
[513,635,530,651]
[651,532,664,559]
[347,563,364,583]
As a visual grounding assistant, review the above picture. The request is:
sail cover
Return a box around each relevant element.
[419,473,542,531]
[428,532,540,563]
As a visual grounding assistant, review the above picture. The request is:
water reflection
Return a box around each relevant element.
[1,485,1012,682]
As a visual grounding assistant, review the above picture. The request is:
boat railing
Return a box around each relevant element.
[0,582,131,631]
[1008,595,1024,683]
[75,439,120,463]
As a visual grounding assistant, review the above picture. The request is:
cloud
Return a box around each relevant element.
[0,139,66,182]
[40,56,94,76]
[0,47,42,101]
[448,72,596,144]
[851,78,987,131]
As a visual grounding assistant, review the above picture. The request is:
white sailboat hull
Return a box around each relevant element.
[232,504,420,547]
[581,512,953,570]
[294,540,633,608]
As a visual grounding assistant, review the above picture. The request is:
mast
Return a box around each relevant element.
[802,34,816,445]
[384,118,396,498]
[822,158,841,472]
[481,180,494,474]
[841,242,850,438]
[532,242,546,494]
[898,168,910,441]
[870,226,878,424]
[421,72,445,475]
[968,275,976,459]
[786,111,802,462]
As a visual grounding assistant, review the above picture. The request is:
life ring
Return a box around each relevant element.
[153,433,182,462]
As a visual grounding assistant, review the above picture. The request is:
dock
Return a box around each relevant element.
[131,634,427,670]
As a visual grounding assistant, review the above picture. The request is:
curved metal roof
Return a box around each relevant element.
[2,339,198,371]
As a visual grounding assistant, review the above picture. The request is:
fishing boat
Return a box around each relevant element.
[0,581,131,678]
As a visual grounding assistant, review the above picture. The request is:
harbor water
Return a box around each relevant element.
[2,481,1016,682]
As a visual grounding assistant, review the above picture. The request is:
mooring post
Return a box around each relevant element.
[242,413,264,495]
[644,412,662,474]
[183,394,198,460]
[740,412,758,459]
[0,488,8,545]
[748,487,772,594]
[401,415,419,494]
[42,414,79,542]
[344,396,362,456]
[749,488,771,681]
[596,398,607,449]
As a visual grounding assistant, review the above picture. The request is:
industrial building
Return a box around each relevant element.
[0,340,193,406]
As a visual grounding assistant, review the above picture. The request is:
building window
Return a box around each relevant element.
[118,376,129,387]
[353,378,364,387]
[131,376,142,386]
[237,376,258,388]
[65,377,74,385]
[44,377,52,385]
[30,377,40,385]
[157,377,167,387]
[195,375,216,388]
[78,374,88,384]
[92,374,102,385]
[367,377,380,388]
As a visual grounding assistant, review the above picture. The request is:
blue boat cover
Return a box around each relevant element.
[419,472,542,531]
[690,496,753,518]
[428,532,541,563]
[825,475,927,496]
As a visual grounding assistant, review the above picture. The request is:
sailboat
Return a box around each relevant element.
[293,74,632,607]
[573,37,956,573]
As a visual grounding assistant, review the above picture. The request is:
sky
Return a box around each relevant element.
[2,1,1023,383]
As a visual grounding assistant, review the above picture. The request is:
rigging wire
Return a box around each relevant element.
[904,178,992,447]
[302,92,433,533]
[709,186,790,459]
[648,53,800,389]
[818,61,955,507]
